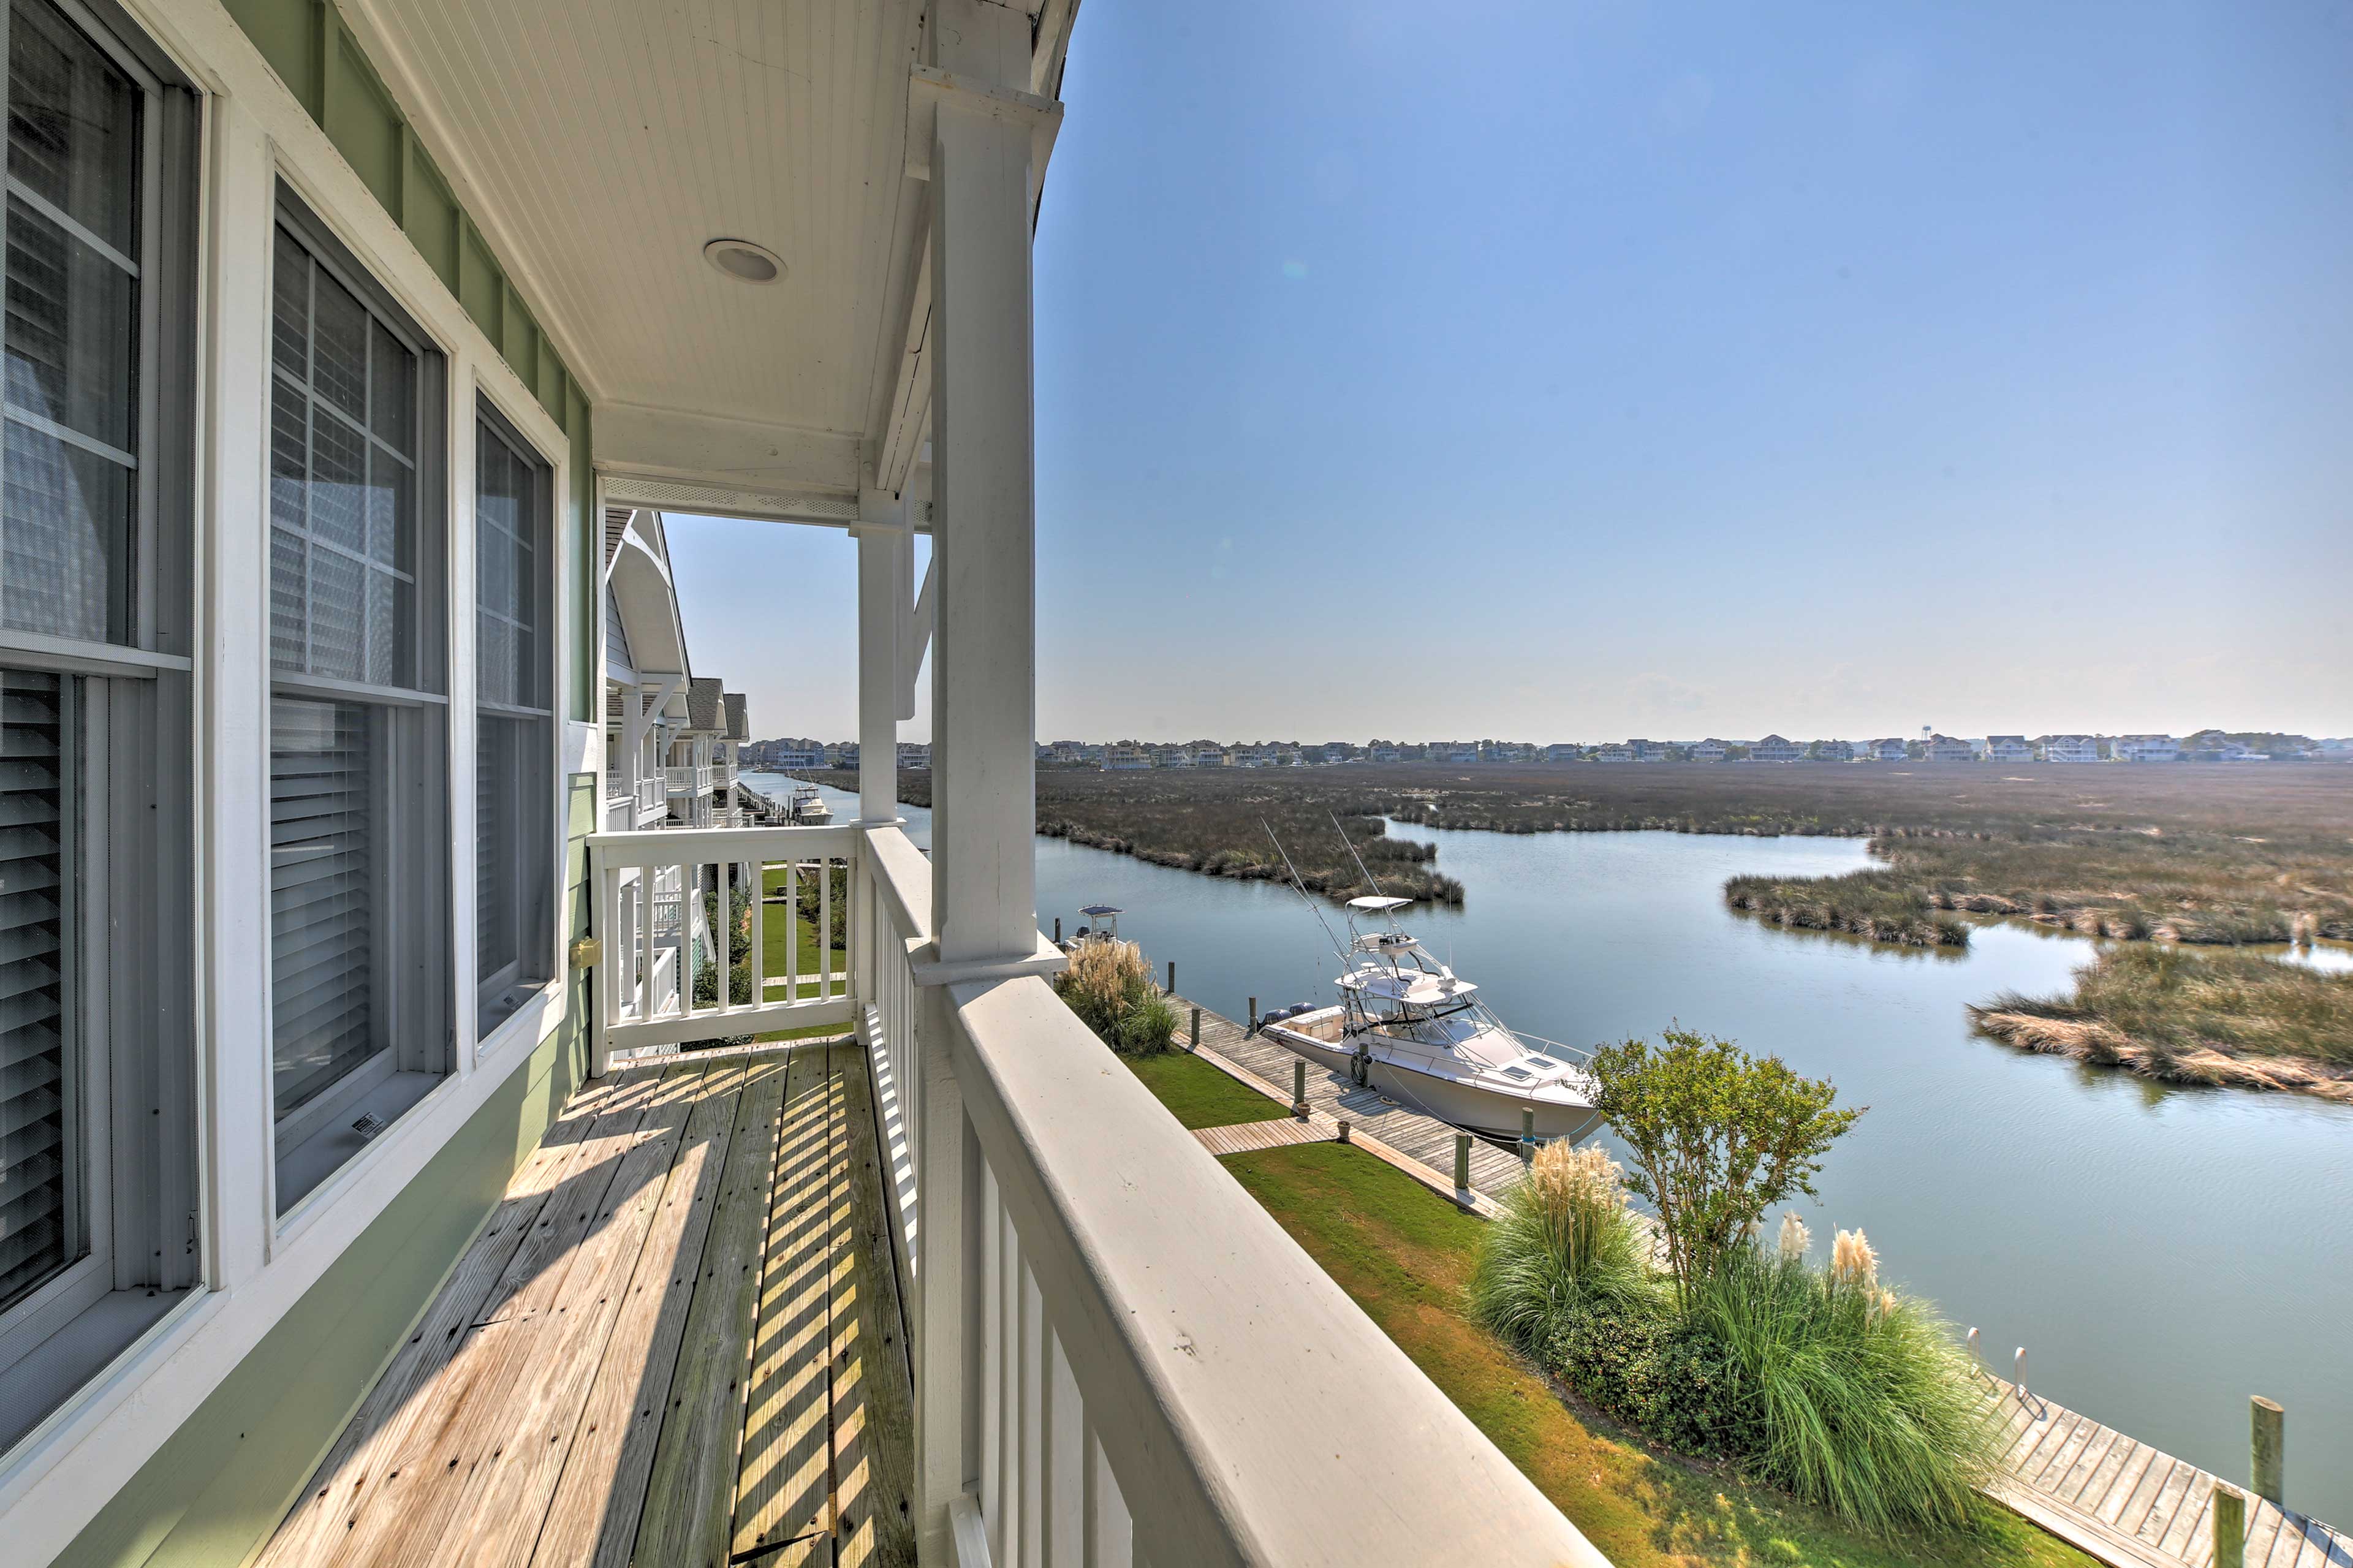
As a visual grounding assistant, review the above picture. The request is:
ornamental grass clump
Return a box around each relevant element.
[1692,1233,1996,1534]
[1472,1142,1655,1347]
[1052,938,1176,1054]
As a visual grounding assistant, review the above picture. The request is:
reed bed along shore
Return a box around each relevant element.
[1969,945,2353,1102]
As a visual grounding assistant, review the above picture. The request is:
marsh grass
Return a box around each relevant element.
[1472,1143,1659,1347]
[1724,871,1969,948]
[1971,945,2353,1100]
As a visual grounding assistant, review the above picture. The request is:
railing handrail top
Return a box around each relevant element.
[947,975,1610,1567]
[862,821,933,943]
[588,821,858,863]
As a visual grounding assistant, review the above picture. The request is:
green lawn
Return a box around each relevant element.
[1214,1142,2092,1568]
[1102,1042,2089,1568]
[749,894,848,1044]
[1121,1048,1287,1129]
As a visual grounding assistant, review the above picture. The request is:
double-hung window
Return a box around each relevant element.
[0,0,198,1455]
[473,403,553,1036]
[267,188,448,1215]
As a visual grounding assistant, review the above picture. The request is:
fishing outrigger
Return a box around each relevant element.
[1255,820,1604,1143]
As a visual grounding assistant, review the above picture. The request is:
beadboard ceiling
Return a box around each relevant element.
[350,0,933,464]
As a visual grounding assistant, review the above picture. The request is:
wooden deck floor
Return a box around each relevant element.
[258,1042,913,1568]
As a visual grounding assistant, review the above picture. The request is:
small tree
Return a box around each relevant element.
[1590,1029,1861,1298]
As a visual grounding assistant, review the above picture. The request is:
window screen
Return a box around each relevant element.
[0,668,75,1312]
[1,0,140,642]
[266,191,447,1212]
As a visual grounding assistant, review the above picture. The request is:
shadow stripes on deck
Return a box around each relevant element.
[258,1041,913,1568]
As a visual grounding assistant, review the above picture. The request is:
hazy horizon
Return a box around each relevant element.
[669,0,2353,745]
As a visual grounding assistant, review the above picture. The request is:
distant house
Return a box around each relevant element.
[1626,738,1670,762]
[1689,741,1727,762]
[897,742,931,770]
[2042,735,2099,763]
[1982,735,2034,763]
[1322,744,1352,763]
[771,744,824,769]
[1594,743,1634,763]
[1751,734,1802,763]
[1923,734,1976,763]
[1543,743,1582,762]
[1806,740,1857,762]
[2112,734,2180,763]
[1447,747,1479,763]
[1101,745,1150,770]
[1371,746,1401,763]
[1864,738,1908,761]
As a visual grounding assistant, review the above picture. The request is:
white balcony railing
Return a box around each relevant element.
[635,774,665,822]
[589,819,1604,1565]
[589,824,854,1058]
[664,762,713,797]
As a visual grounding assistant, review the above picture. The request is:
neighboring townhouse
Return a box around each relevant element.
[1101,744,1150,770]
[1690,740,1729,762]
[1544,743,1584,761]
[1925,733,1978,762]
[1982,735,2035,763]
[2113,733,2181,763]
[1751,734,1803,762]
[1866,737,1912,760]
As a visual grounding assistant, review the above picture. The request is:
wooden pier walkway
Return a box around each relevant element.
[1165,994,2349,1568]
[1987,1379,2349,1568]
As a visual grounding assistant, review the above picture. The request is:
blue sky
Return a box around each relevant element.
[670,0,2353,744]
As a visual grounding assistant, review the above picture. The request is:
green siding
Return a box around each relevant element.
[54,789,601,1568]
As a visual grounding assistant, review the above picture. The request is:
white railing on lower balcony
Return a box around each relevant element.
[846,824,1608,1568]
[589,824,855,1066]
[635,774,665,820]
[663,762,713,797]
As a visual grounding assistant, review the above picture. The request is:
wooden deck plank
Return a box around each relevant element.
[2159,1473,2219,1559]
[633,1056,792,1567]
[2034,1412,2100,1490]
[2059,1426,2124,1504]
[1191,1117,1329,1157]
[2098,1444,2163,1527]
[258,1068,666,1567]
[730,1047,841,1564]
[526,1062,750,1568]
[2074,1428,2139,1515]
[422,1063,713,1568]
[311,1078,669,1568]
[828,1040,919,1568]
[2120,1458,2186,1539]
[2245,1501,2286,1568]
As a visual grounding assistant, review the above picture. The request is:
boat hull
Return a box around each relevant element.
[1260,1025,1604,1143]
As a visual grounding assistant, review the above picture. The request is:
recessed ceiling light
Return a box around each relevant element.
[703,238,784,284]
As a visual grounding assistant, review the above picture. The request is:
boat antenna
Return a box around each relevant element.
[1328,810,1389,906]
[1263,821,1346,961]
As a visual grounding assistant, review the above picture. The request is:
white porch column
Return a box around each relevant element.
[854,509,908,825]
[926,12,1044,966]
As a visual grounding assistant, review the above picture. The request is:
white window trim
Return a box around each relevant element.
[0,0,583,1553]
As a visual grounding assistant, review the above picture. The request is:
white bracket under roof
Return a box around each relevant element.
[902,66,1063,185]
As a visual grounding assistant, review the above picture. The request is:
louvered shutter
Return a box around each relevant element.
[0,669,72,1309]
[268,698,375,1118]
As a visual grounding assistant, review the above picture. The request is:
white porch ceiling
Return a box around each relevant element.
[347,0,976,498]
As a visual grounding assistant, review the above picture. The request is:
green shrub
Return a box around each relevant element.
[1472,1142,1654,1348]
[1547,1304,1759,1459]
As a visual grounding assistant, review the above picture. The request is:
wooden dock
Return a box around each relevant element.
[1167,994,2350,1568]
[257,1040,913,1568]
[1987,1379,2349,1568]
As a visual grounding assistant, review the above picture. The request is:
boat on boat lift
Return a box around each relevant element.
[1257,887,1604,1145]
[1060,904,1123,952]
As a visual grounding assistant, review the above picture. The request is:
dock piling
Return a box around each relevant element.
[1338,1119,1351,1145]
[1189,1007,1200,1049]
[1248,996,1257,1030]
[1519,1106,1536,1165]
[2015,1347,2028,1403]
[2214,1483,2246,1568]
[2252,1396,2284,1506]
[1454,1133,1471,1197]
[1292,1061,1309,1119]
[1166,960,1175,994]
[1053,916,1061,944]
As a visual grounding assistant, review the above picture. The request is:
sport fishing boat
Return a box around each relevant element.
[1258,892,1604,1143]
[787,781,832,825]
